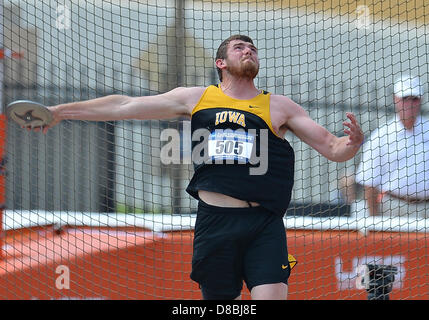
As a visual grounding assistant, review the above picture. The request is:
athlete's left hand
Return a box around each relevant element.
[343,112,364,147]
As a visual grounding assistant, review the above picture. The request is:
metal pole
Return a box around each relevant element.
[170,0,185,214]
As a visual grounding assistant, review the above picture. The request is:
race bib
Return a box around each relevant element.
[208,130,255,163]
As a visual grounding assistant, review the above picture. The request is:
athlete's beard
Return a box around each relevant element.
[226,57,259,80]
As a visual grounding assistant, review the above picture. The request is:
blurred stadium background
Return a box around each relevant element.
[0,0,428,299]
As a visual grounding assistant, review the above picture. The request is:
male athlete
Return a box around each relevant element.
[32,35,363,300]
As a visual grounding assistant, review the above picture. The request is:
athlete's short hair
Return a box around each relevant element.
[215,35,255,82]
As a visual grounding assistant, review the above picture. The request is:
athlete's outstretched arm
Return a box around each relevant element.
[37,87,204,133]
[282,96,364,162]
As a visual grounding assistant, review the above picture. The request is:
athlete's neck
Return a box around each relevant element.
[220,78,260,100]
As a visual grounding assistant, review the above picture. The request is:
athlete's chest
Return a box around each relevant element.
[192,107,268,131]
[191,85,285,138]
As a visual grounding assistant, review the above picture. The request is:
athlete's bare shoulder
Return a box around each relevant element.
[169,86,206,101]
[269,94,307,131]
[178,86,207,96]
[270,94,303,113]
[164,86,207,115]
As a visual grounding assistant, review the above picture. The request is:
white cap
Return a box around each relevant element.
[394,75,423,98]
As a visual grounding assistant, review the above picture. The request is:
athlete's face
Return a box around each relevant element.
[223,40,259,79]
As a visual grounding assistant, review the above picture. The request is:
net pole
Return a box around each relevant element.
[171,0,185,214]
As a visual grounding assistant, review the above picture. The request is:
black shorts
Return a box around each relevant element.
[190,200,290,299]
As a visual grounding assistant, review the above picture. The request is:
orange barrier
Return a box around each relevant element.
[0,226,427,300]
[0,227,200,300]
[287,229,429,300]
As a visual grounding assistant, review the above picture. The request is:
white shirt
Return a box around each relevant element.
[355,114,429,199]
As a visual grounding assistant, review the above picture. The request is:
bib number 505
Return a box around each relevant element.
[208,130,254,162]
[215,140,243,155]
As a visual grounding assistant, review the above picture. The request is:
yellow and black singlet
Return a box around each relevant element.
[186,84,295,216]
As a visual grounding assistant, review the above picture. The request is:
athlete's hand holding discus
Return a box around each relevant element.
[6,100,63,134]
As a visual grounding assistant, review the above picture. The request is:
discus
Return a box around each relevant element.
[6,100,53,128]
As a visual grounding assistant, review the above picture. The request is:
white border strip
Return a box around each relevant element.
[3,210,429,234]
